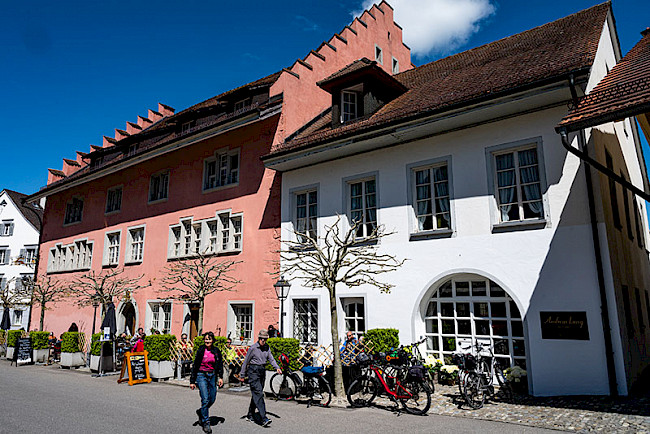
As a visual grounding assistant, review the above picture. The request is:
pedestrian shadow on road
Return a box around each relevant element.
[193,416,225,427]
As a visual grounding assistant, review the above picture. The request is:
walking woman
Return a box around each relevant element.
[190,332,224,434]
[239,330,281,427]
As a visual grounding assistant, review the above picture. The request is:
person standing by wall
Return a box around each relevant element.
[190,332,224,434]
[239,330,281,427]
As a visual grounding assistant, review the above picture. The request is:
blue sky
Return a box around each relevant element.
[1,0,648,195]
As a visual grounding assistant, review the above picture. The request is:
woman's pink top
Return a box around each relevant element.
[199,348,216,372]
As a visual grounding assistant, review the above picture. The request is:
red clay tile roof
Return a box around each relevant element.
[318,58,376,87]
[558,28,650,132]
[268,2,610,157]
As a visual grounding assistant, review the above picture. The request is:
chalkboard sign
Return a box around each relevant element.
[540,311,590,340]
[118,351,151,386]
[14,337,33,365]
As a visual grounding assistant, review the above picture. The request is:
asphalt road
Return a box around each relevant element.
[0,362,558,434]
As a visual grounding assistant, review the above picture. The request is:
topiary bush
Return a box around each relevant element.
[364,328,400,353]
[7,330,22,348]
[90,333,113,356]
[144,334,176,361]
[267,337,301,371]
[61,332,84,353]
[29,331,50,350]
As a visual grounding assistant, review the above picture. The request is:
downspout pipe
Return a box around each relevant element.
[558,129,618,396]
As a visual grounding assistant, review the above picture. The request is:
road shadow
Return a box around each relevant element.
[193,416,225,427]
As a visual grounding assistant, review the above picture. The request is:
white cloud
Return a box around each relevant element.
[354,0,496,58]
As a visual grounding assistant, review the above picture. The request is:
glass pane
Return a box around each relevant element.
[518,148,538,166]
[308,191,317,204]
[523,201,544,219]
[426,319,438,334]
[425,301,437,317]
[416,169,429,185]
[439,281,452,297]
[296,194,306,206]
[365,180,376,194]
[426,336,439,351]
[490,282,505,297]
[416,185,431,200]
[510,301,521,318]
[513,340,526,357]
[491,302,507,318]
[358,319,365,332]
[442,337,456,352]
[351,197,362,211]
[441,303,454,317]
[437,213,450,229]
[433,165,448,182]
[474,302,489,317]
[442,319,455,334]
[514,359,527,370]
[419,216,433,231]
[457,320,471,335]
[455,281,469,296]
[494,339,510,355]
[475,320,490,335]
[417,200,431,215]
[471,281,487,296]
[511,321,523,337]
[350,183,362,196]
[492,320,508,336]
[456,302,470,317]
[495,153,514,170]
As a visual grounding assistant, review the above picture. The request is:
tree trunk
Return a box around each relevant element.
[198,299,205,335]
[39,302,46,331]
[329,285,345,397]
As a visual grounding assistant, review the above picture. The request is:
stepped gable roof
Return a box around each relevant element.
[3,189,43,231]
[558,28,650,132]
[268,2,610,156]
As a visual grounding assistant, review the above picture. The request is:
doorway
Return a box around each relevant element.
[189,304,200,339]
[121,302,136,336]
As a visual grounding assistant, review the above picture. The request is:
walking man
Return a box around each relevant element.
[239,330,281,427]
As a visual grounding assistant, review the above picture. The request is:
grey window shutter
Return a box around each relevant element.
[4,249,10,264]
[8,224,14,236]
[19,249,26,260]
[0,224,4,235]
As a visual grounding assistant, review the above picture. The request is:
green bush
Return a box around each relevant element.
[29,331,50,350]
[191,335,227,359]
[0,329,5,343]
[267,337,300,371]
[90,333,114,356]
[364,328,400,353]
[7,330,22,348]
[61,332,83,353]
[144,334,176,361]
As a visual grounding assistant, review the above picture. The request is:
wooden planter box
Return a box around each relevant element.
[60,351,85,368]
[33,348,49,363]
[90,354,115,372]
[149,360,173,380]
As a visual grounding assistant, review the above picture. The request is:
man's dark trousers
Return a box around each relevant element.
[247,365,267,420]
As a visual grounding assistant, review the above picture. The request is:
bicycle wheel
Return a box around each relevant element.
[347,375,378,408]
[399,380,432,415]
[310,376,332,407]
[462,371,487,409]
[494,365,513,401]
[457,370,469,397]
[270,373,297,400]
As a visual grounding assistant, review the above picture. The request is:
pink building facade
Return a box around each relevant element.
[28,1,411,341]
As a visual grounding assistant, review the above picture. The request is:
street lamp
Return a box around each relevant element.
[273,276,291,337]
[91,291,101,337]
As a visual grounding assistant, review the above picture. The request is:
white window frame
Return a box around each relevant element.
[167,211,243,260]
[105,186,123,214]
[148,301,172,333]
[292,298,319,345]
[0,247,10,265]
[375,44,383,64]
[228,302,254,345]
[344,173,378,239]
[407,157,454,238]
[73,239,93,270]
[291,186,319,243]
[203,148,240,192]
[341,90,358,123]
[125,225,145,264]
[486,138,549,231]
[63,197,84,226]
[103,231,121,266]
[12,309,24,326]
[341,297,366,339]
[148,171,169,204]
[20,245,38,265]
[45,239,93,273]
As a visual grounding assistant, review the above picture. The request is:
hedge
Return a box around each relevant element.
[0,329,5,343]
[267,337,300,371]
[7,330,22,348]
[191,335,228,360]
[364,328,400,353]
[144,334,176,361]
[61,332,84,353]
[90,333,114,356]
[29,331,50,350]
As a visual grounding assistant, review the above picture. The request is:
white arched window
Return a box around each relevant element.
[424,276,526,369]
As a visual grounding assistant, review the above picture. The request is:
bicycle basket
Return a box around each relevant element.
[407,364,426,380]
[301,366,324,376]
[356,352,371,366]
[386,349,409,366]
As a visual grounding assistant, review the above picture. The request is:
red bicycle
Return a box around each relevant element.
[347,351,431,415]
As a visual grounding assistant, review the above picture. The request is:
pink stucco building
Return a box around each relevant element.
[27,2,411,341]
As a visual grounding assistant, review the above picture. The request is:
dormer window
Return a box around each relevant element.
[181,120,196,134]
[341,91,358,123]
[90,156,103,169]
[375,45,383,64]
[392,57,399,74]
[234,99,250,112]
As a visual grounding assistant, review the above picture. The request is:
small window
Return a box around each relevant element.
[293,299,318,344]
[150,302,172,333]
[392,57,399,74]
[493,147,544,222]
[149,172,169,203]
[127,144,139,157]
[181,120,196,134]
[341,91,358,123]
[106,187,122,214]
[342,298,365,339]
[294,189,318,242]
[234,99,250,112]
[73,240,93,269]
[231,304,253,344]
[375,44,383,64]
[0,221,14,237]
[203,149,240,191]
[348,177,377,238]
[167,212,243,259]
[103,232,121,266]
[19,246,38,265]
[0,248,9,265]
[169,226,182,258]
[12,309,23,326]
[412,163,450,232]
[64,198,84,225]
[126,226,145,263]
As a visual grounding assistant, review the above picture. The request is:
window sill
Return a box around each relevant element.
[202,182,239,195]
[409,229,453,241]
[166,249,242,261]
[352,238,378,247]
[124,260,143,266]
[105,210,121,216]
[147,198,168,205]
[492,219,547,233]
[62,221,82,228]
[102,263,119,268]
[289,244,317,253]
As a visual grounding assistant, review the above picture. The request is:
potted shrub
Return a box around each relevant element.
[424,355,443,381]
[144,334,176,380]
[363,328,400,353]
[89,333,114,372]
[30,331,50,363]
[505,366,528,394]
[438,364,459,386]
[6,330,22,360]
[60,332,85,368]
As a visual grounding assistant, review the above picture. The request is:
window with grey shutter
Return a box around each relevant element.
[4,249,10,265]
[19,249,26,261]
[7,223,13,236]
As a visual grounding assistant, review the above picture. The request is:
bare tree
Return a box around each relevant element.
[158,252,242,335]
[279,216,405,397]
[68,268,149,316]
[0,276,31,311]
[21,276,68,331]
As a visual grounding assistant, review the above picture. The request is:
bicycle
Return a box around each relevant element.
[269,354,332,407]
[347,350,431,415]
[402,337,435,394]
